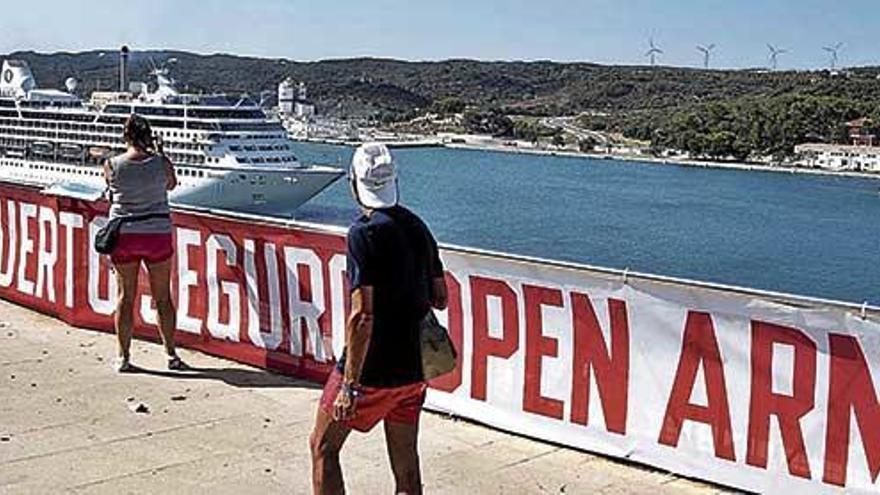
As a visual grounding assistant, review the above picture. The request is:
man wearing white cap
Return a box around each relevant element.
[310,143,448,495]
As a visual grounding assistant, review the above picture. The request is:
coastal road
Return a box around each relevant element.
[0,299,735,494]
[541,116,610,145]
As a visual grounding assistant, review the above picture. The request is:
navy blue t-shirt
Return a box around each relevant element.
[336,205,444,388]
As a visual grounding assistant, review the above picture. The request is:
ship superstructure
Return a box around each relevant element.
[0,47,343,215]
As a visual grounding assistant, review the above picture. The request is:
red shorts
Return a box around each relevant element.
[320,370,427,432]
[110,233,174,265]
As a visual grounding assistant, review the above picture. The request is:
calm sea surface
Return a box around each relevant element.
[289,142,879,306]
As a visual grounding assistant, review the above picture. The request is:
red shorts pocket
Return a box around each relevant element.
[319,370,427,432]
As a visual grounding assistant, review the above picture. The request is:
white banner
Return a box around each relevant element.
[427,250,880,494]
[1,182,877,493]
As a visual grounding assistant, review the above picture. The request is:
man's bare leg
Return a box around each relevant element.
[310,407,352,495]
[383,419,422,495]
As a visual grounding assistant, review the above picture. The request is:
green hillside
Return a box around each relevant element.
[8,49,880,157]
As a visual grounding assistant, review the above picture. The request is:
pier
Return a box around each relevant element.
[0,179,878,494]
[0,299,719,493]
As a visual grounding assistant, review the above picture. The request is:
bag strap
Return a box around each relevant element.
[116,212,170,225]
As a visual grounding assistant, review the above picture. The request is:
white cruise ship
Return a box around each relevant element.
[0,48,344,215]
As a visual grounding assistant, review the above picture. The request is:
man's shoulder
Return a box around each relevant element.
[348,206,428,240]
[385,205,429,230]
[349,212,389,234]
[347,213,391,248]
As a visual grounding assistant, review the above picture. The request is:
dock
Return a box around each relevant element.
[0,299,726,494]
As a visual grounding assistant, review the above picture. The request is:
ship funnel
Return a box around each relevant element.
[119,45,130,93]
[0,60,36,98]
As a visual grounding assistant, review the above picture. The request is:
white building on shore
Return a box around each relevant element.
[278,77,296,116]
[795,143,880,172]
[794,117,880,173]
[278,78,315,120]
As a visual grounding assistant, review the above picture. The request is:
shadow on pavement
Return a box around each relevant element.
[132,365,322,389]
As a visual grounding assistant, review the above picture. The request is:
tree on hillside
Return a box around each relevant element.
[578,137,599,153]
[617,93,879,160]
[431,97,466,115]
[463,109,514,136]
[512,120,540,144]
[552,131,566,148]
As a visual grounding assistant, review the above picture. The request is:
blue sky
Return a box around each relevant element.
[1,0,876,69]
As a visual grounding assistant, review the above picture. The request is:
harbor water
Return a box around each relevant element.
[290,142,880,306]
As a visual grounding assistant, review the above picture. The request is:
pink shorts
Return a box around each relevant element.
[319,370,427,432]
[110,232,174,265]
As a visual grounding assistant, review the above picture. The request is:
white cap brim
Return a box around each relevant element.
[355,178,398,209]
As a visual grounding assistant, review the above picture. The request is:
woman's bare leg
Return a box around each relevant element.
[145,258,177,357]
[113,262,140,361]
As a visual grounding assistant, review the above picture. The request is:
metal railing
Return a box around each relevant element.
[174,203,880,321]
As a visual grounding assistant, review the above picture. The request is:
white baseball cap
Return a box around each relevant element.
[351,142,398,208]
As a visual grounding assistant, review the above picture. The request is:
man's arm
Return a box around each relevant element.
[426,227,447,310]
[431,277,447,310]
[343,286,374,386]
[333,286,373,421]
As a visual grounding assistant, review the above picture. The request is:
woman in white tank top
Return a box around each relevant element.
[103,114,186,372]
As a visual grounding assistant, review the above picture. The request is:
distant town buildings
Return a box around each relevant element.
[794,117,880,172]
[795,143,880,172]
[278,77,295,116]
[846,117,875,147]
[278,77,315,120]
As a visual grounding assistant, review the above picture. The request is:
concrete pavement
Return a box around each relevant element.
[0,299,736,494]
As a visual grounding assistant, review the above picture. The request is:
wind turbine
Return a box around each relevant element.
[645,38,663,67]
[767,44,787,70]
[822,42,843,70]
[696,43,716,69]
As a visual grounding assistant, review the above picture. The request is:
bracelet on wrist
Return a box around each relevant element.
[341,383,361,399]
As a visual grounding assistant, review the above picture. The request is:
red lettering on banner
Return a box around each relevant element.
[823,334,880,487]
[295,263,313,354]
[659,311,735,461]
[746,321,816,479]
[570,294,629,434]
[429,272,464,392]
[470,276,519,401]
[522,284,564,420]
[0,200,17,289]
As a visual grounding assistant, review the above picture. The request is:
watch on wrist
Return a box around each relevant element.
[341,383,361,399]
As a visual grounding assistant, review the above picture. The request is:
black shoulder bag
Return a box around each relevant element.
[94,213,170,255]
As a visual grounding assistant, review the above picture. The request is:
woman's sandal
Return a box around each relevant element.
[116,357,134,373]
[167,355,188,371]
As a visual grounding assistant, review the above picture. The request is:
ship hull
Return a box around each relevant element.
[0,157,343,216]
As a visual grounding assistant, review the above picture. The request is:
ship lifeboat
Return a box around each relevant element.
[30,141,54,156]
[88,146,111,159]
[59,143,83,158]
[4,146,24,158]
